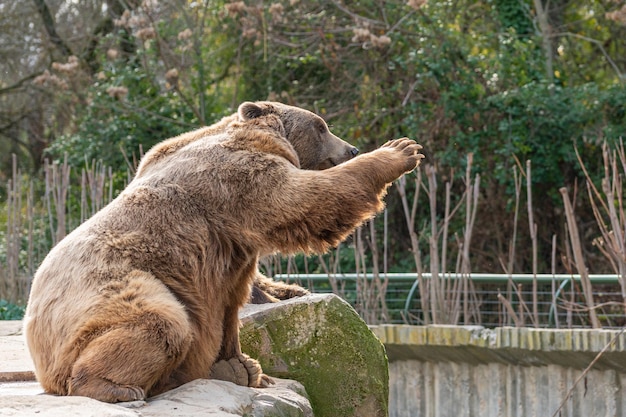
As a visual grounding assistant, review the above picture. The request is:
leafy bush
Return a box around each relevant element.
[0,299,25,320]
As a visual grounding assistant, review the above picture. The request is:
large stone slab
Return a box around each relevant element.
[0,378,312,417]
[0,317,314,416]
[240,294,389,417]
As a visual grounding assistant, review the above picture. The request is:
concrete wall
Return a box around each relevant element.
[370,325,626,417]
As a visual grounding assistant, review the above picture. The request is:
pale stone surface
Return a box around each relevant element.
[0,321,23,336]
[0,336,34,379]
[0,322,35,382]
[0,379,312,417]
[0,393,141,417]
[0,318,314,416]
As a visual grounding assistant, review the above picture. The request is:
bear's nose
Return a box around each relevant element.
[350,147,359,156]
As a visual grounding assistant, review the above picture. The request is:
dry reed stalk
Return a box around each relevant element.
[510,165,522,323]
[497,293,523,326]
[3,155,22,301]
[551,234,559,328]
[460,154,480,324]
[496,157,536,327]
[498,164,523,325]
[369,218,389,323]
[526,160,539,327]
[560,187,601,328]
[561,223,576,328]
[397,172,430,324]
[318,253,339,295]
[577,141,626,313]
[352,223,388,324]
[316,243,346,298]
[353,227,376,323]
[382,210,390,318]
[24,180,34,299]
[383,209,388,276]
[368,220,380,321]
[518,283,525,326]
[426,165,441,323]
[81,160,113,223]
[44,155,71,245]
[444,182,461,324]
[551,326,626,417]
[398,159,480,325]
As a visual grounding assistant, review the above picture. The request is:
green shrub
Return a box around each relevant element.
[0,299,25,320]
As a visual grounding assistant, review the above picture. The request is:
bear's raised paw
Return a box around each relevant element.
[380,137,425,177]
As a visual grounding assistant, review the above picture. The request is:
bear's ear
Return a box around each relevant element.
[238,102,276,121]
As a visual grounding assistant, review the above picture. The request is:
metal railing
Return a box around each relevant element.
[273,273,625,328]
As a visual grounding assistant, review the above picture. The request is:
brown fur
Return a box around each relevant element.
[24,102,423,403]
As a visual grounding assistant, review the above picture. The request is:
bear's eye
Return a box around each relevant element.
[317,122,327,134]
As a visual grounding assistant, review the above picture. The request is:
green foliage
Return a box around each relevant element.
[47,64,197,174]
[3,0,626,280]
[0,299,25,320]
[493,0,534,36]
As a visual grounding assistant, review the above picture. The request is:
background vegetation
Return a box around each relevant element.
[1,0,626,325]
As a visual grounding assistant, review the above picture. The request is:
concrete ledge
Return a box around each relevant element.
[370,325,626,371]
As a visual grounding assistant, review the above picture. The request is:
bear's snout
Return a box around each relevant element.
[349,147,359,157]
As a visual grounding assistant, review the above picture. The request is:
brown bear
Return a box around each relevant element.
[135,101,361,304]
[23,101,424,403]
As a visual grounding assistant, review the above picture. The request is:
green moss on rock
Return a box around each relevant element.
[240,294,388,417]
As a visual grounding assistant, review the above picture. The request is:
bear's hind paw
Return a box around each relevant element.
[257,373,275,388]
[69,376,145,403]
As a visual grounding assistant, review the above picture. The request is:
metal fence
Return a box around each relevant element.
[273,273,625,328]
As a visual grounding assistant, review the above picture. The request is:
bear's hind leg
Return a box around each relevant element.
[68,271,193,403]
[69,312,191,402]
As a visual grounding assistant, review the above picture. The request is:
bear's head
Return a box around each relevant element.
[238,101,359,170]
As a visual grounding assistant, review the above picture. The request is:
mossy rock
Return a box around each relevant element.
[240,294,388,417]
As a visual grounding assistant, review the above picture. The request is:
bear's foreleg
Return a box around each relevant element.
[209,303,274,387]
[261,138,424,255]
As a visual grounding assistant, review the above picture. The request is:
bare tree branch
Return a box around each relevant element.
[33,0,74,58]
[0,73,41,95]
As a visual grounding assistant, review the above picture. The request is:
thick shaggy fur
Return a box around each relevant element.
[24,102,423,403]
